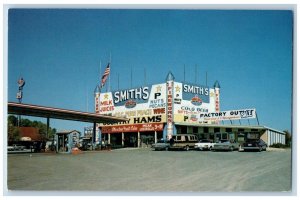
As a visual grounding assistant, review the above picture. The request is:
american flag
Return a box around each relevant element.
[101,63,110,88]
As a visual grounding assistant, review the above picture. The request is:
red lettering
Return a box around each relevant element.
[153,108,165,114]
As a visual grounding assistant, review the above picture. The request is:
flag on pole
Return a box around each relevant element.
[101,63,110,88]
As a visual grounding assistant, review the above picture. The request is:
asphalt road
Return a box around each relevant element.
[6,148,292,193]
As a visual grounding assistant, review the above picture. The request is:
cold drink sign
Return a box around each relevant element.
[199,109,256,121]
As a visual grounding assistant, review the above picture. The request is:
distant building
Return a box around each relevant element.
[55,130,80,153]
[18,127,41,141]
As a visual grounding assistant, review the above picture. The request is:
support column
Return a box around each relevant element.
[55,134,59,152]
[155,131,157,143]
[68,133,73,154]
[108,134,111,144]
[122,132,124,147]
[46,117,50,139]
[92,122,96,143]
[138,131,140,148]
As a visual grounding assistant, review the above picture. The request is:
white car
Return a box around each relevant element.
[194,139,215,151]
[7,146,14,151]
[8,144,26,151]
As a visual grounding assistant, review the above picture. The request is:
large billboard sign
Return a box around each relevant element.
[173,82,216,123]
[198,109,256,121]
[98,83,167,127]
[96,81,218,128]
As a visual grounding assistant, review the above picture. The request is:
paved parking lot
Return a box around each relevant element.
[6,148,292,193]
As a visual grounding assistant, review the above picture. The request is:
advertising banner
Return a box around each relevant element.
[101,123,164,133]
[198,109,256,121]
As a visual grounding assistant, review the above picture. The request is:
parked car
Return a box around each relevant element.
[212,140,240,151]
[194,139,216,151]
[243,139,267,152]
[8,144,26,151]
[151,140,170,151]
[7,146,14,151]
[169,134,198,151]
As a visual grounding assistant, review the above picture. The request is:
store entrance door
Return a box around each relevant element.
[124,132,137,147]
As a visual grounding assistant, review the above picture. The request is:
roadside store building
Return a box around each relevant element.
[55,130,80,153]
[94,72,285,148]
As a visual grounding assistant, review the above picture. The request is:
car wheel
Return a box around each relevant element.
[185,145,189,151]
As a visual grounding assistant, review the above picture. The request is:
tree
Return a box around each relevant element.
[7,116,57,141]
[8,115,18,126]
[7,115,20,142]
[21,118,33,127]
[283,130,292,147]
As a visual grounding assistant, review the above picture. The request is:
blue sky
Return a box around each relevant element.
[7,9,293,133]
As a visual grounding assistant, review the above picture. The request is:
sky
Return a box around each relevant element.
[6,8,293,133]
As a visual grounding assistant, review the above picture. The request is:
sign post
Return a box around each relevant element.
[16,77,25,127]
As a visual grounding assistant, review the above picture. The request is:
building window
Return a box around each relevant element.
[204,127,209,133]
[238,129,244,132]
[222,133,228,139]
[214,128,220,133]
[193,127,198,133]
[226,128,232,132]
[251,129,258,132]
[181,126,187,134]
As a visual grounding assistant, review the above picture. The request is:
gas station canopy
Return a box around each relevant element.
[8,102,127,124]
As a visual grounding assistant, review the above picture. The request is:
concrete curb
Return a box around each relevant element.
[267,147,288,152]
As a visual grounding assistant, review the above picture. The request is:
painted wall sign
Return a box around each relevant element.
[182,83,210,103]
[96,81,218,128]
[101,123,164,133]
[113,86,150,106]
[199,109,256,121]
[102,115,165,126]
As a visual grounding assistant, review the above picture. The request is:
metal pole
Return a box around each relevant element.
[184,64,186,82]
[144,68,147,85]
[195,64,197,83]
[131,67,133,88]
[46,117,50,139]
[93,122,96,149]
[117,73,120,90]
[256,112,260,125]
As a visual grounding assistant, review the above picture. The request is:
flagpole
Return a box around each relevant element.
[184,64,186,82]
[144,68,147,85]
[195,64,197,84]
[118,73,120,90]
[206,71,208,87]
[131,66,132,88]
[99,60,102,91]
[109,52,111,92]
